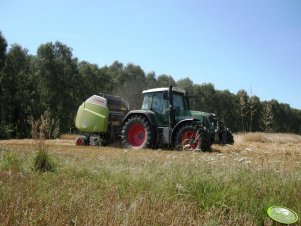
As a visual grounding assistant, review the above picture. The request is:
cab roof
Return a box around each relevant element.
[142,87,186,94]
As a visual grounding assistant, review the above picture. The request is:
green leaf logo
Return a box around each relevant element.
[267,206,298,224]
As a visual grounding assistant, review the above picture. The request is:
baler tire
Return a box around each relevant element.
[76,136,88,146]
[122,115,155,149]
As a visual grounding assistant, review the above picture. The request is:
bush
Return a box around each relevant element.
[32,147,55,172]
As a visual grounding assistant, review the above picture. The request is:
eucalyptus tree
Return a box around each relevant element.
[34,41,80,132]
[1,44,32,137]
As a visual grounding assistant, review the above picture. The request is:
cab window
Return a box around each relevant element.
[141,93,152,110]
[151,92,168,114]
[173,93,186,111]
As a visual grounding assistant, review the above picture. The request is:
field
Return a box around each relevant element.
[0,133,301,225]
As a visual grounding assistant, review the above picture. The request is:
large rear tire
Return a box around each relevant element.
[174,124,212,151]
[122,115,155,149]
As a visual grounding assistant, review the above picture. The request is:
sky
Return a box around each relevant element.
[1,0,301,109]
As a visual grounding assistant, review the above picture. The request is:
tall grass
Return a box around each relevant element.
[0,151,22,172]
[0,133,300,225]
[237,132,301,144]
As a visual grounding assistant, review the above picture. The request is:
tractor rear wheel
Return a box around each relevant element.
[122,115,155,149]
[174,124,211,151]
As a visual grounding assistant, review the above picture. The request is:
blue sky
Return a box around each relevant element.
[1,0,301,109]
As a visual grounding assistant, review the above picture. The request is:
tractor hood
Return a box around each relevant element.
[175,110,212,128]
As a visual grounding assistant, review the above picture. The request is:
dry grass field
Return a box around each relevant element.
[0,133,300,225]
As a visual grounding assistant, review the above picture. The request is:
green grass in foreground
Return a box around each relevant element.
[0,146,300,225]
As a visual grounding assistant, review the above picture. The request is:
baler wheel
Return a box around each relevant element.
[75,136,88,146]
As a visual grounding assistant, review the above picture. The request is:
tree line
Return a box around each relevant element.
[0,32,300,138]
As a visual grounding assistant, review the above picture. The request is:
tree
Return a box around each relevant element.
[261,101,274,132]
[108,60,124,86]
[157,74,176,87]
[195,83,217,113]
[237,90,248,132]
[215,90,240,131]
[0,32,7,69]
[0,32,8,125]
[112,63,146,109]
[1,44,32,137]
[176,77,193,92]
[78,61,112,98]
[1,33,301,137]
[145,71,157,89]
[34,41,80,132]
[248,95,258,132]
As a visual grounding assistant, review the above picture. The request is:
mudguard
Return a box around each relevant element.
[122,110,157,126]
[170,118,201,145]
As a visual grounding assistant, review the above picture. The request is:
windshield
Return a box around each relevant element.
[141,92,169,113]
[142,93,152,110]
[142,92,186,113]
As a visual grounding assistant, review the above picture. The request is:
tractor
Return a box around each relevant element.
[75,86,233,151]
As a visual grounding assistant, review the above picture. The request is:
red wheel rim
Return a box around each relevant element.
[180,130,199,150]
[128,123,146,148]
[76,137,84,146]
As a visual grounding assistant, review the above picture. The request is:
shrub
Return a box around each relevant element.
[32,147,55,172]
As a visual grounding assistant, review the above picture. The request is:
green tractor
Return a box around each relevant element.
[122,86,212,151]
[75,86,233,151]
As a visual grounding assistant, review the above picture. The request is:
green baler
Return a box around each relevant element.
[75,95,109,133]
[75,94,129,145]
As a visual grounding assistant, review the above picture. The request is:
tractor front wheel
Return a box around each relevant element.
[122,115,155,149]
[174,124,212,151]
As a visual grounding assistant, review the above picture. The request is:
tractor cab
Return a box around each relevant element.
[141,87,190,127]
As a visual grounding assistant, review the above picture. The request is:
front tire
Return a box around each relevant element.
[122,115,155,149]
[174,124,212,151]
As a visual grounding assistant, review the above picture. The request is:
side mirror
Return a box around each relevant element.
[163,91,168,100]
